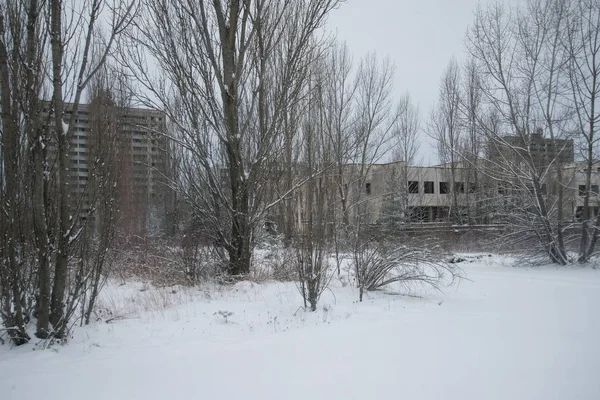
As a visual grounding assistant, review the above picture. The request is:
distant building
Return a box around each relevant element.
[487,128,574,168]
[346,161,484,225]
[43,101,172,237]
[353,160,599,226]
[562,161,600,222]
[295,157,599,228]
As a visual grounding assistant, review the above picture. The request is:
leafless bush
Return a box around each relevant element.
[252,242,297,282]
[295,242,335,312]
[353,239,460,302]
[171,236,223,285]
[113,235,225,287]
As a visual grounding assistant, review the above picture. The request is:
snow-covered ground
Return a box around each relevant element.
[2,255,600,400]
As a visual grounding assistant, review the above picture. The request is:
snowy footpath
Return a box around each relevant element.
[1,255,600,399]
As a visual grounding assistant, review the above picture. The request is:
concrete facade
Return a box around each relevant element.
[352,160,600,225]
[43,101,171,235]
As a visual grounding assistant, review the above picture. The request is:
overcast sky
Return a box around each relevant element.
[326,0,516,165]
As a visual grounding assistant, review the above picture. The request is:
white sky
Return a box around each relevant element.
[327,0,518,165]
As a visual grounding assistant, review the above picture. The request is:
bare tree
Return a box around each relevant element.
[391,93,421,165]
[313,40,358,275]
[465,0,572,264]
[459,60,484,224]
[324,41,357,228]
[0,0,134,344]
[124,0,341,276]
[345,52,399,232]
[567,0,600,262]
[75,66,127,326]
[430,59,463,224]
[387,93,421,226]
[0,2,42,344]
[294,69,335,311]
[44,0,136,338]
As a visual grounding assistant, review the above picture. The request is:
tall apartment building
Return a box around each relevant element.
[44,100,172,237]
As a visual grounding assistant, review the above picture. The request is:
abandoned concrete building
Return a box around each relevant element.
[43,101,173,236]
[354,160,599,225]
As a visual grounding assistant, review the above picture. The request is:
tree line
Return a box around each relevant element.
[1,0,599,346]
[430,0,599,264]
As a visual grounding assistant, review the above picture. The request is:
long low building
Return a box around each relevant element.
[355,160,600,226]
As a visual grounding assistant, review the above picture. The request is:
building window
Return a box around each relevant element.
[592,185,599,195]
[424,181,434,194]
[365,182,372,195]
[454,182,465,193]
[468,183,477,194]
[575,206,584,221]
[579,185,586,196]
[408,181,419,194]
[439,182,449,194]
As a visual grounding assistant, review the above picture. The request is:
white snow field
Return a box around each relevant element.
[1,255,600,400]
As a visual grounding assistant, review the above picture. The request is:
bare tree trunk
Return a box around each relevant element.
[48,0,70,334]
[20,0,53,339]
[0,14,29,345]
